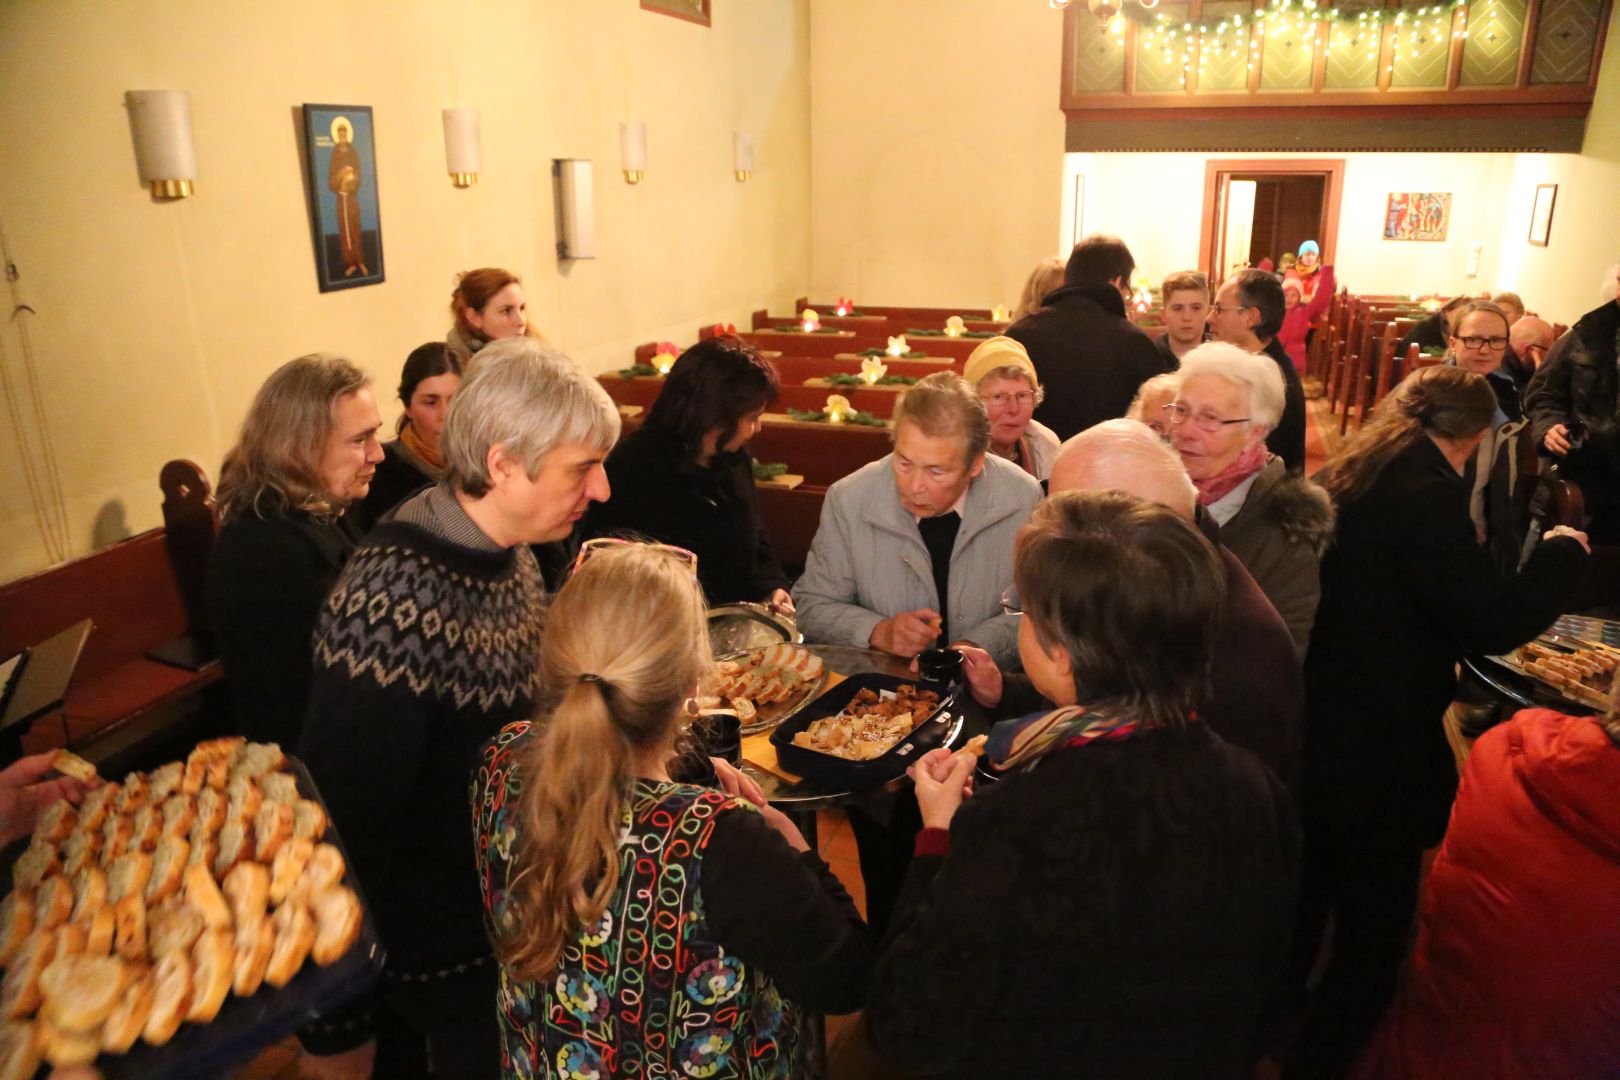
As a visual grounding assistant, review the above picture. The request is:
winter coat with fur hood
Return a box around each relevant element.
[1219,457,1335,659]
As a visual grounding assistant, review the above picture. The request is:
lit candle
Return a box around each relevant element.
[825,394,851,424]
[835,297,853,316]
[991,304,1011,322]
[860,357,888,385]
[801,308,821,332]
[887,335,908,357]
[944,316,965,337]
[652,352,677,375]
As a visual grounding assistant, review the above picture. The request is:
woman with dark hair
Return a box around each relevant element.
[581,337,792,612]
[447,267,542,357]
[356,341,462,527]
[1281,365,1589,1079]
[206,354,384,748]
[856,491,1299,1077]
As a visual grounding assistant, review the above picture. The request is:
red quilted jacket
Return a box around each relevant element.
[1355,708,1620,1079]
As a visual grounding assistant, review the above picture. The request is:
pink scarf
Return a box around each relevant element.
[1192,441,1269,506]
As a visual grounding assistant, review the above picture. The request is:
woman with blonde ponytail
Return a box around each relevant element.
[1279,364,1591,1077]
[473,544,871,1079]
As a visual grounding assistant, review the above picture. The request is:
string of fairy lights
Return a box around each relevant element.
[1082,0,1484,87]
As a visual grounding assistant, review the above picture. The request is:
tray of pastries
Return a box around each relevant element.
[0,741,383,1079]
[770,674,961,791]
[695,644,827,735]
[1493,637,1619,711]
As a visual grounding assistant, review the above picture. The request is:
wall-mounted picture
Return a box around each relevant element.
[1528,183,1557,247]
[301,104,384,292]
[1383,192,1451,242]
[641,0,710,26]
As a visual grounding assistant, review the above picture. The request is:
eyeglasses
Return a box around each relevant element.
[981,391,1036,408]
[1208,303,1254,316]
[1161,402,1251,433]
[1456,335,1509,352]
[999,584,1023,615]
[571,536,699,576]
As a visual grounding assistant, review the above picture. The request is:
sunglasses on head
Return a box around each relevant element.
[570,536,700,576]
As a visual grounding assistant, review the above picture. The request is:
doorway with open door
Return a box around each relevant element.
[1198,159,1344,288]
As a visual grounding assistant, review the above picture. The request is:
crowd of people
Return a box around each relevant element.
[8,247,1599,1077]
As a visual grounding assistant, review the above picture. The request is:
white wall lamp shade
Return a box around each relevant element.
[733,131,755,181]
[443,108,481,188]
[553,159,596,260]
[620,120,647,184]
[125,90,197,199]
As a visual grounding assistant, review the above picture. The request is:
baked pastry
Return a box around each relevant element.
[223,861,269,930]
[181,743,229,796]
[187,836,217,876]
[107,851,152,905]
[141,949,191,1046]
[269,838,314,906]
[146,899,203,959]
[60,828,100,879]
[185,929,233,1023]
[52,922,87,959]
[253,800,294,863]
[231,918,274,997]
[145,835,190,905]
[311,886,361,966]
[213,821,249,878]
[99,964,153,1053]
[69,868,106,924]
[0,1020,39,1080]
[193,786,227,837]
[292,799,328,841]
[37,1019,99,1067]
[0,930,56,1019]
[73,784,117,834]
[114,773,148,815]
[99,813,134,866]
[32,801,77,846]
[224,775,261,826]
[78,904,114,957]
[113,893,147,963]
[259,772,299,805]
[264,903,315,989]
[130,803,163,853]
[196,736,246,761]
[47,751,96,783]
[184,863,231,930]
[13,842,60,891]
[37,953,126,1031]
[229,742,284,782]
[33,877,72,932]
[0,893,32,967]
[146,761,184,804]
[159,794,195,839]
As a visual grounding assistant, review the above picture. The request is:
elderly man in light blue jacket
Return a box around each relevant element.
[793,371,1041,670]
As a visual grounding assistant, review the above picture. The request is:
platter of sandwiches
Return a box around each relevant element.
[693,644,827,734]
[1495,636,1619,710]
[0,740,378,1079]
[791,684,943,761]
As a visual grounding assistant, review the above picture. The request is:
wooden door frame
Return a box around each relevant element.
[1197,159,1345,286]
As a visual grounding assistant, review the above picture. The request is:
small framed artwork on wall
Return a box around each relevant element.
[642,0,710,26]
[1528,184,1557,247]
[1384,193,1451,242]
[301,104,385,292]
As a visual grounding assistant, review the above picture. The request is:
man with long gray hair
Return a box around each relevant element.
[299,337,619,1076]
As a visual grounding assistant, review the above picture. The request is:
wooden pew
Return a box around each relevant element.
[0,461,224,768]
[797,298,995,321]
[617,407,893,489]
[599,374,903,420]
[738,330,984,361]
[755,484,827,578]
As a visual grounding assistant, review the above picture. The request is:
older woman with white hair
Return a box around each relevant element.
[963,336,1061,484]
[1170,342,1333,657]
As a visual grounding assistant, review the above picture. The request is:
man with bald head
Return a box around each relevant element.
[966,418,1302,786]
[1505,315,1554,400]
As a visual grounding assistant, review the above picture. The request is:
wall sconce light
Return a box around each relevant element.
[734,131,755,181]
[442,108,481,188]
[125,90,197,199]
[620,120,647,184]
[553,159,596,260]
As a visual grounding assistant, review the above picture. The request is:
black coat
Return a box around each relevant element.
[205,502,360,747]
[354,440,433,532]
[1007,284,1174,441]
[1303,437,1586,850]
[1396,312,1449,359]
[867,724,1299,1078]
[581,426,788,605]
[1261,337,1309,473]
[1525,301,1620,504]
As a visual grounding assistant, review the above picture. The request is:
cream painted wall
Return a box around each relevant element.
[807,0,1067,310]
[0,0,810,582]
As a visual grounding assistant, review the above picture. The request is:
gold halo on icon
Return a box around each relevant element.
[329,116,353,143]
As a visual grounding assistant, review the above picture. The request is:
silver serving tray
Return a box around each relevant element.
[707,602,802,657]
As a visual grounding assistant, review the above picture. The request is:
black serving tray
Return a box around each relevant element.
[769,674,959,791]
[1,756,386,1080]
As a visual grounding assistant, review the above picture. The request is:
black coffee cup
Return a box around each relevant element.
[693,712,742,765]
[917,647,964,686]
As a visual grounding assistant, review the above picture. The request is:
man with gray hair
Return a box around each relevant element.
[299,337,619,1076]
[960,418,1302,787]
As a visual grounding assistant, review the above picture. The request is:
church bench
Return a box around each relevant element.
[796,298,995,321]
[599,374,902,419]
[617,409,892,489]
[755,484,827,579]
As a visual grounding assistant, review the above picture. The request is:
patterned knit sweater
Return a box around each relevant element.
[299,514,546,975]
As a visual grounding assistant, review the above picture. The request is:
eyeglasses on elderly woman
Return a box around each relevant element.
[982,389,1036,409]
[1161,402,1251,434]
